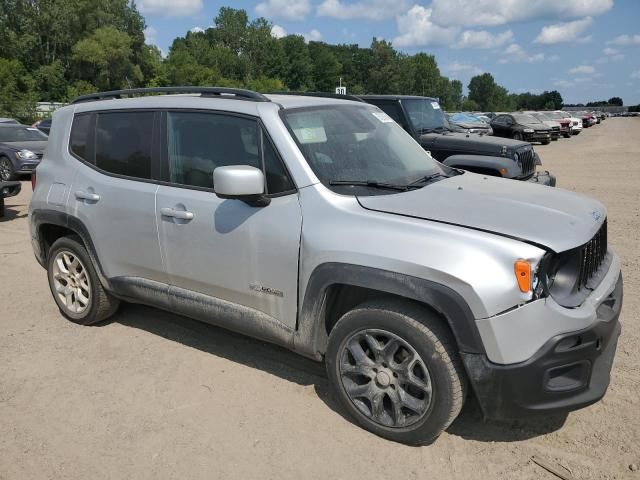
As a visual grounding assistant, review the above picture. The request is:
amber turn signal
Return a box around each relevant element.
[514,260,531,293]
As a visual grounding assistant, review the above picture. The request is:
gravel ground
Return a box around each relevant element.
[1,117,638,480]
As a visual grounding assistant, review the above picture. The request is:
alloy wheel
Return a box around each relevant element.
[0,158,11,180]
[51,250,91,314]
[338,329,433,428]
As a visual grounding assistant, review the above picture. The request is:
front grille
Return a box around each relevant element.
[577,219,608,290]
[552,126,560,131]
[517,148,535,176]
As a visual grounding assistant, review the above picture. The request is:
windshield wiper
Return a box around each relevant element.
[329,180,409,191]
[418,126,449,133]
[407,172,450,186]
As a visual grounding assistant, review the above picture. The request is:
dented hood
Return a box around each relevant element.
[357,173,605,253]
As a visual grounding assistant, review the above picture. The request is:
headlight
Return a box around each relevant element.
[16,149,38,160]
[537,250,584,307]
[523,128,534,133]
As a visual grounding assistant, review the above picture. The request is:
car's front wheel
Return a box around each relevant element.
[47,236,120,325]
[325,299,467,445]
[513,132,523,141]
[0,156,16,181]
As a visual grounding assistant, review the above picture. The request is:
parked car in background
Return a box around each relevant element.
[490,113,552,145]
[526,112,561,141]
[358,95,553,185]
[542,111,573,138]
[32,118,52,135]
[576,111,597,127]
[0,118,19,124]
[447,112,493,135]
[0,124,48,181]
[0,179,21,218]
[551,111,582,135]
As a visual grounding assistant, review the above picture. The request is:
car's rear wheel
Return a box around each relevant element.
[0,156,16,181]
[541,140,551,145]
[47,236,119,325]
[326,299,467,445]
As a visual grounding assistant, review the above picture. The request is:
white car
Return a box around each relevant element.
[552,111,582,136]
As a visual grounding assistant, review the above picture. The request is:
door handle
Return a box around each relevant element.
[160,207,194,220]
[75,190,100,202]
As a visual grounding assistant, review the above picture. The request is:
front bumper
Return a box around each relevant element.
[464,271,623,420]
[525,170,556,186]
[524,132,551,143]
[1,180,21,199]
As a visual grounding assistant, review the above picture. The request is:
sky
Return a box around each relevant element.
[139,0,640,105]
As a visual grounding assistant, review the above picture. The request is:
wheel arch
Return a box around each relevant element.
[31,209,111,289]
[293,263,485,360]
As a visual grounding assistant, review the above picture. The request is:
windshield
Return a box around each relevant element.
[402,99,450,132]
[281,105,446,194]
[449,113,486,125]
[532,112,552,121]
[512,113,541,124]
[0,126,48,142]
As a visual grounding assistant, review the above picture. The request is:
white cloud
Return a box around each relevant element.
[301,29,323,42]
[454,29,513,49]
[498,43,544,64]
[597,48,625,63]
[271,25,288,38]
[143,26,157,45]
[534,17,592,44]
[607,34,640,46]
[138,0,202,17]
[553,79,573,88]
[256,0,311,21]
[190,26,205,33]
[603,47,618,55]
[443,62,484,76]
[317,0,407,21]
[393,6,460,47]
[569,65,595,74]
[429,0,612,27]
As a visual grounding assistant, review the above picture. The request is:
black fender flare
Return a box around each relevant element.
[442,154,520,178]
[30,209,112,290]
[293,263,485,360]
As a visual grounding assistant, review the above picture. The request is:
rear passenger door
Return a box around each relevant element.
[69,110,167,284]
[155,111,302,329]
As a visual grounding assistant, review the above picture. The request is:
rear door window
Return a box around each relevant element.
[94,112,154,179]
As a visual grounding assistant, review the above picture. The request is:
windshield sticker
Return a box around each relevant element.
[431,102,441,110]
[371,111,394,123]
[293,127,327,144]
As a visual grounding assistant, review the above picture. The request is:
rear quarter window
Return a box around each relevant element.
[69,114,92,162]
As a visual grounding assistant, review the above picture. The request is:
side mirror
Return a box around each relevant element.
[213,165,270,207]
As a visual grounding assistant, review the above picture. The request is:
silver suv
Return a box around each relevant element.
[29,87,623,445]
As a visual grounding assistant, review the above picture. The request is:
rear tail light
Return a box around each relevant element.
[31,171,36,191]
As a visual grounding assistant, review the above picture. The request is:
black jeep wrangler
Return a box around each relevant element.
[359,95,556,186]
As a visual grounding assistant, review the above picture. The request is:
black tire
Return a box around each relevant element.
[0,156,16,181]
[47,236,119,325]
[512,132,523,141]
[541,140,551,145]
[325,299,467,445]
[0,197,4,218]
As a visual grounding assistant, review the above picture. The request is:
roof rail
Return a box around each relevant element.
[268,91,365,103]
[71,87,271,104]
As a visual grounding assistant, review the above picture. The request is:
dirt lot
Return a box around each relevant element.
[1,117,639,480]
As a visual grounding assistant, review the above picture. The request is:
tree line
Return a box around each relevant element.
[0,2,630,122]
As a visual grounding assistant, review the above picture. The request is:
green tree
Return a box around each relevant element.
[281,35,313,90]
[35,60,67,101]
[608,96,623,106]
[468,73,498,111]
[308,42,341,91]
[72,26,142,91]
[367,38,399,94]
[0,57,37,121]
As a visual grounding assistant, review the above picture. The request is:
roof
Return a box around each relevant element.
[358,95,438,102]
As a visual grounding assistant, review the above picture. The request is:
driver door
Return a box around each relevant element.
[156,111,302,328]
